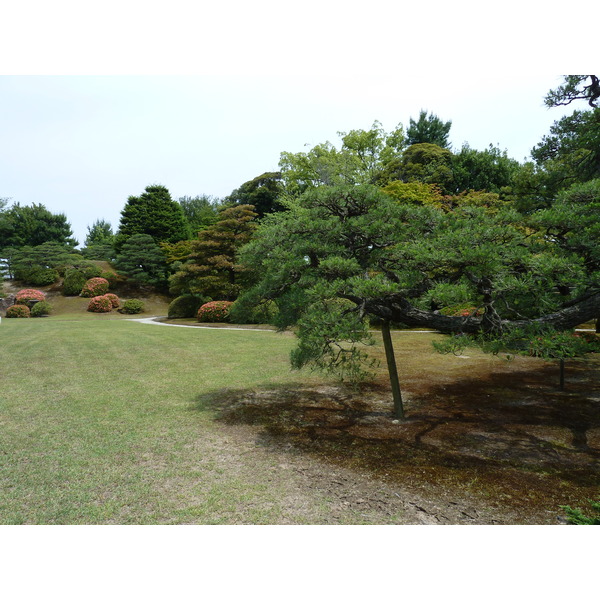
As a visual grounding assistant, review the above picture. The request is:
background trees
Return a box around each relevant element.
[406,110,452,148]
[113,233,169,288]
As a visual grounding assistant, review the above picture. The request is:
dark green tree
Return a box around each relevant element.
[236,183,600,418]
[0,203,77,252]
[115,185,188,251]
[406,110,452,149]
[113,233,169,287]
[169,204,257,301]
[545,75,600,108]
[225,172,283,218]
[82,219,116,261]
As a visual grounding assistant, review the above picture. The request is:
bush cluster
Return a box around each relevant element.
[80,277,110,298]
[26,268,60,286]
[86,295,113,313]
[6,304,31,318]
[15,289,47,304]
[120,299,145,314]
[197,301,233,323]
[63,268,88,296]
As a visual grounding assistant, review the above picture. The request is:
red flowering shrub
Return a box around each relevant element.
[6,304,31,318]
[103,293,120,308]
[87,295,113,313]
[80,277,109,298]
[440,304,483,317]
[197,301,233,323]
[15,289,46,305]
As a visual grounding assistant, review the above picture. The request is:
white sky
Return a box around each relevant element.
[0,1,590,245]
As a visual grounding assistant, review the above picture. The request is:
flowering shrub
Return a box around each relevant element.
[15,289,46,305]
[528,331,600,359]
[197,301,233,323]
[6,304,31,318]
[103,293,120,308]
[87,295,113,313]
[439,303,483,317]
[80,277,109,298]
[120,299,144,314]
[31,301,52,317]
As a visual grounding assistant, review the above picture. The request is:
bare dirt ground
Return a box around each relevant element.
[206,339,600,525]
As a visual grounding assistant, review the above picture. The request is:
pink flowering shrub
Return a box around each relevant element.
[197,301,233,323]
[87,295,113,313]
[6,304,31,318]
[80,277,109,298]
[103,293,120,308]
[440,304,483,317]
[15,289,46,305]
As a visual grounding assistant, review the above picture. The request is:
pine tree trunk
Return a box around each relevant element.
[381,321,405,419]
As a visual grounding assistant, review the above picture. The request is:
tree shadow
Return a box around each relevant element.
[191,359,600,514]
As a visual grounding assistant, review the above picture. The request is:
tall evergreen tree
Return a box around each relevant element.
[406,110,452,149]
[169,204,257,301]
[115,185,188,251]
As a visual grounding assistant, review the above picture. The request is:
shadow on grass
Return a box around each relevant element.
[192,359,600,516]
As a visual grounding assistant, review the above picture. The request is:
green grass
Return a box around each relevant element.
[0,317,320,524]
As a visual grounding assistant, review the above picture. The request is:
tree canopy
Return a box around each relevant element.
[406,110,452,148]
[115,185,188,251]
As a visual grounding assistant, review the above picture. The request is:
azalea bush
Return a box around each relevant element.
[80,277,109,298]
[87,295,113,313]
[197,301,233,323]
[120,299,145,314]
[103,293,120,308]
[15,289,46,305]
[31,301,53,317]
[6,304,31,318]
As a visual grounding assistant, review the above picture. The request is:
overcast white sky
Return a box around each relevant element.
[0,1,589,246]
[0,0,592,243]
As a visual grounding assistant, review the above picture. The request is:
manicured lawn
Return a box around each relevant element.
[0,318,318,524]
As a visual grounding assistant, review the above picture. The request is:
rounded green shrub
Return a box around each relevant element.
[15,289,46,305]
[80,277,110,298]
[168,295,204,319]
[99,270,120,288]
[120,299,144,314]
[87,295,113,313]
[63,268,88,296]
[31,301,52,317]
[6,304,31,318]
[197,301,233,323]
[103,293,120,308]
[26,268,60,286]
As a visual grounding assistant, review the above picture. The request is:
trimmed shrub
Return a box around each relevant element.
[120,299,145,314]
[63,268,88,296]
[26,267,60,286]
[103,293,120,308]
[99,270,120,288]
[197,301,233,323]
[80,277,110,298]
[31,301,52,317]
[6,304,31,318]
[87,295,113,313]
[168,295,204,319]
[15,289,46,305]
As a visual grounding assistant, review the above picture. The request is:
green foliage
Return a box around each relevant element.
[114,234,168,288]
[84,219,114,247]
[406,110,452,148]
[178,195,221,237]
[545,75,599,109]
[26,267,59,286]
[225,172,283,218]
[561,499,600,524]
[197,301,233,323]
[80,277,110,298]
[382,181,443,206]
[169,204,257,300]
[167,295,204,319]
[120,299,144,314]
[86,295,113,313]
[63,266,101,296]
[115,185,188,251]
[0,203,77,252]
[9,242,83,283]
[395,143,455,194]
[279,121,405,193]
[6,304,31,318]
[31,301,52,317]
